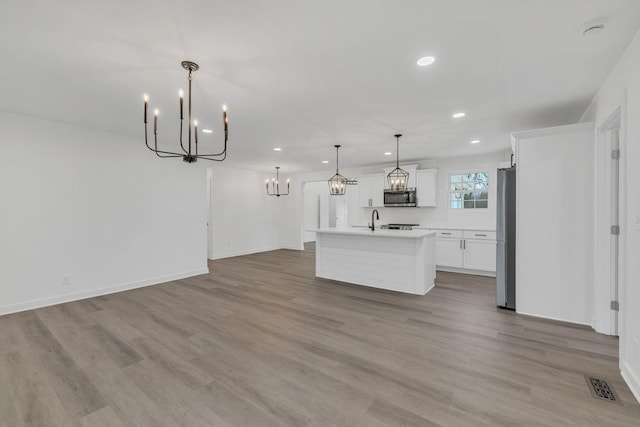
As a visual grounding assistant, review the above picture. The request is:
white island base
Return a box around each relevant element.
[314,228,436,295]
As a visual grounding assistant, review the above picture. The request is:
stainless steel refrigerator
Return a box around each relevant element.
[496,167,516,310]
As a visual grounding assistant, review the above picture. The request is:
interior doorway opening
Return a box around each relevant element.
[594,109,622,337]
[302,181,348,243]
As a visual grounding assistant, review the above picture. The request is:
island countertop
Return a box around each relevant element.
[309,228,436,239]
[311,227,436,295]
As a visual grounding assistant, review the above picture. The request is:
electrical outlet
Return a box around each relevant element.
[61,274,71,287]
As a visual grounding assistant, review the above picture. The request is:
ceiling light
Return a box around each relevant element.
[265,167,290,197]
[470,139,480,144]
[384,152,392,156]
[202,129,213,134]
[273,147,282,151]
[143,60,228,163]
[452,112,465,118]
[321,160,329,164]
[387,134,409,191]
[417,56,435,66]
[328,145,357,195]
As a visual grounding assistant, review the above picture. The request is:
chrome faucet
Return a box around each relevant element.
[369,209,380,231]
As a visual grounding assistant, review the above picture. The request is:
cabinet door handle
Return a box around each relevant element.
[441,232,452,235]
[463,240,466,249]
[475,234,487,237]
[459,240,462,249]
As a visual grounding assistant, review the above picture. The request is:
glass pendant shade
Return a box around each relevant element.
[328,144,355,195]
[387,167,410,191]
[328,172,348,195]
[387,134,409,190]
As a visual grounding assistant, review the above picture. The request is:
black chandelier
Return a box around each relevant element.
[328,145,357,195]
[387,133,409,190]
[265,167,290,197]
[143,61,228,163]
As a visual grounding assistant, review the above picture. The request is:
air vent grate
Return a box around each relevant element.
[585,376,622,404]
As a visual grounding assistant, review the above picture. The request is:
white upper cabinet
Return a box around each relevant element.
[416,169,437,207]
[357,174,385,207]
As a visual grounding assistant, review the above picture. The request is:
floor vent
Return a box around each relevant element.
[585,376,622,404]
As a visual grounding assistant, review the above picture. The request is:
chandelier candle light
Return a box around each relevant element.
[328,145,357,195]
[143,60,229,163]
[387,133,409,191]
[266,167,290,197]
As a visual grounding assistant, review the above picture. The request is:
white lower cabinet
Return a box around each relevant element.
[433,229,496,275]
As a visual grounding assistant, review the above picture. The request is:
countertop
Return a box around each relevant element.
[310,228,436,238]
[351,225,495,232]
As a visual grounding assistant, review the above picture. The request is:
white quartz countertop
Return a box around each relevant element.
[310,228,436,238]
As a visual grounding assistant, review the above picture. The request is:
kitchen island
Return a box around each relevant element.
[312,228,436,295]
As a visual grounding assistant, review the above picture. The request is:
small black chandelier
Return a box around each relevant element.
[387,133,409,190]
[328,145,357,195]
[265,167,290,197]
[143,60,228,163]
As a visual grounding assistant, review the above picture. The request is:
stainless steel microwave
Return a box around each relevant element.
[383,189,417,207]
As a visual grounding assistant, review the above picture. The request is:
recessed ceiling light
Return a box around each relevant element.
[417,56,436,66]
[384,152,392,156]
[452,112,465,118]
[321,160,329,164]
[202,129,213,134]
[273,147,282,151]
[470,139,480,144]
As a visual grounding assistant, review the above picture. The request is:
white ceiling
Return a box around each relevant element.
[1,0,639,173]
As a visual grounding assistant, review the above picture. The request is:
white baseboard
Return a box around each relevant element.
[621,362,640,404]
[208,246,282,260]
[0,267,209,317]
[436,266,496,277]
[280,244,304,251]
[208,244,306,260]
[515,310,592,327]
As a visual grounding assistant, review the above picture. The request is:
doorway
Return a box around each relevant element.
[302,181,348,243]
[594,110,622,336]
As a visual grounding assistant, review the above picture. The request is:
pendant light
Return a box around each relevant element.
[387,133,409,190]
[265,167,290,197]
[328,145,357,195]
[143,60,229,163]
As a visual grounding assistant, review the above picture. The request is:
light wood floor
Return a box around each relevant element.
[1,244,639,426]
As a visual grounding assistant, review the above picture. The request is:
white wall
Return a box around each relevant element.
[581,28,640,402]
[0,111,208,315]
[353,151,507,229]
[208,165,284,259]
[513,123,594,326]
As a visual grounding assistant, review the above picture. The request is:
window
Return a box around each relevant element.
[450,172,488,209]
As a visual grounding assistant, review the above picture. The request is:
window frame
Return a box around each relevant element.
[448,171,489,210]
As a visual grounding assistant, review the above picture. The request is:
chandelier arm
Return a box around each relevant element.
[144,124,183,157]
[192,152,227,161]
[196,131,228,157]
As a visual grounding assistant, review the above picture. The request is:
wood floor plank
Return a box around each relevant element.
[4,351,75,427]
[1,242,639,426]
[22,312,106,419]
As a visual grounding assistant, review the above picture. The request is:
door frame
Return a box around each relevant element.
[593,108,624,336]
